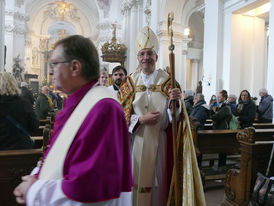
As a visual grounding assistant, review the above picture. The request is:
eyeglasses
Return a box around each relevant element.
[49,60,71,69]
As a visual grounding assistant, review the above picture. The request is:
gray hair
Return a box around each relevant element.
[194,93,204,102]
[0,72,21,96]
[228,94,237,100]
[184,89,195,97]
[259,88,268,95]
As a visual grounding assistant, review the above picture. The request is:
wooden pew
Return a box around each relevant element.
[0,149,43,205]
[204,123,274,130]
[222,128,274,206]
[31,124,51,150]
[197,128,274,154]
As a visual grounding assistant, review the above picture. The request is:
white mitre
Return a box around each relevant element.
[136,26,159,54]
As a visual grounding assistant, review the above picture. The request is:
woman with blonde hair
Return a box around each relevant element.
[0,72,38,150]
[98,68,109,86]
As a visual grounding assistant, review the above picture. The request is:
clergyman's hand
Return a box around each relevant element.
[14,175,37,204]
[139,111,160,125]
[168,88,181,101]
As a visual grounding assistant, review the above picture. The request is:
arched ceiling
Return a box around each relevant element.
[24,0,100,39]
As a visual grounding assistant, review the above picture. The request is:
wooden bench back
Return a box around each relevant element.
[224,128,274,205]
[196,128,274,154]
[0,149,43,205]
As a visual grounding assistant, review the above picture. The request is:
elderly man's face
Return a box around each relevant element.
[50,45,72,93]
[137,48,158,74]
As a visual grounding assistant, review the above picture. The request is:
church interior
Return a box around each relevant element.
[0,0,274,205]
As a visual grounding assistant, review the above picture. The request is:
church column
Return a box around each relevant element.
[190,59,199,91]
[203,0,223,101]
[0,0,5,71]
[128,2,140,74]
[180,36,192,89]
[158,21,185,88]
[267,0,274,122]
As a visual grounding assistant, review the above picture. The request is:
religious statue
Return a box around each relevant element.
[12,54,24,86]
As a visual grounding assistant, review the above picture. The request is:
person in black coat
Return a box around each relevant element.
[190,93,210,129]
[183,89,194,115]
[20,82,34,105]
[0,72,39,150]
[237,90,256,129]
[228,94,237,116]
[211,90,232,167]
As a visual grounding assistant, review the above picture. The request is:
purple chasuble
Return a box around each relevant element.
[38,81,133,203]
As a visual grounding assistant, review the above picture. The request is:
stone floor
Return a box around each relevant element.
[205,185,225,206]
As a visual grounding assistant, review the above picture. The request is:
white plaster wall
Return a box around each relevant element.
[0,0,5,71]
[267,0,274,122]
[229,14,266,98]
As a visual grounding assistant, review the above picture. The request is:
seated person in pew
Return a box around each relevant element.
[0,72,39,150]
[228,94,237,116]
[211,90,232,168]
[190,93,210,167]
[14,35,133,206]
[190,93,210,130]
[257,88,273,123]
[236,89,256,129]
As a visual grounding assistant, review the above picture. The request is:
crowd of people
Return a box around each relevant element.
[0,25,272,206]
[187,88,273,130]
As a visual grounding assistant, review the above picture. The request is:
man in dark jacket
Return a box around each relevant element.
[35,86,51,120]
[211,90,232,167]
[258,88,273,123]
[20,82,34,105]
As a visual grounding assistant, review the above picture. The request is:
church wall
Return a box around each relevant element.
[228,14,266,98]
[0,0,5,71]
[267,0,274,122]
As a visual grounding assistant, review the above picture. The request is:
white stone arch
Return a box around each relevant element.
[156,0,204,89]
[23,0,100,83]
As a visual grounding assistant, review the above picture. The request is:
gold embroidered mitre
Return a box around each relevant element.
[136,26,159,54]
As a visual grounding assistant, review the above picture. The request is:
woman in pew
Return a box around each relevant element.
[211,90,232,168]
[0,72,39,150]
[236,90,256,129]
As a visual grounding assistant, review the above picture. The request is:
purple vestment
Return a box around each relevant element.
[38,81,133,203]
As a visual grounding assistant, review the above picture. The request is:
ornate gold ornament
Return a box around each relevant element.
[101,23,127,66]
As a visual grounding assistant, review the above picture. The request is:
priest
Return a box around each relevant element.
[14,35,133,206]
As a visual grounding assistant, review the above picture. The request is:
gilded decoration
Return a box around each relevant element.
[236,127,256,143]
[101,23,127,66]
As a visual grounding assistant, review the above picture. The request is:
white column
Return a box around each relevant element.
[191,59,199,91]
[203,0,223,102]
[128,3,138,74]
[180,37,192,90]
[267,0,274,122]
[0,0,5,71]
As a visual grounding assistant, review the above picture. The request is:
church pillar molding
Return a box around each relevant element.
[126,1,141,74]
[267,0,274,122]
[157,21,188,89]
[0,0,5,71]
[190,59,199,91]
[203,0,224,102]
[4,2,28,73]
